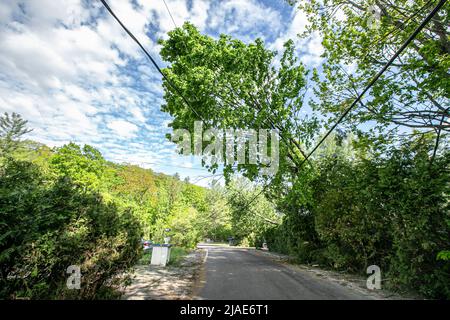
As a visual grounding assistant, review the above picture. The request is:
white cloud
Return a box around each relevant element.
[270,8,324,67]
[301,32,324,66]
[271,8,308,53]
[0,0,323,185]
[208,0,283,41]
[107,119,139,138]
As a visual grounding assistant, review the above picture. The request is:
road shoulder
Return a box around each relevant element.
[251,249,420,300]
[121,248,206,300]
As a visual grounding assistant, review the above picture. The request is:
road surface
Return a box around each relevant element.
[196,244,375,300]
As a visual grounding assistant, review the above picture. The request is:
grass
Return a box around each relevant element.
[168,247,191,267]
[137,250,152,265]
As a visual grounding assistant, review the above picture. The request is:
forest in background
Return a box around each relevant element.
[0,113,277,299]
[2,111,449,299]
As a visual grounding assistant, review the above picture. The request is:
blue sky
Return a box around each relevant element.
[0,0,324,186]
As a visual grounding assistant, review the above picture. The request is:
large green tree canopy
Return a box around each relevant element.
[159,23,318,184]
[294,0,449,141]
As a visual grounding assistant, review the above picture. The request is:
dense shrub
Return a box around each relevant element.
[264,138,450,298]
[0,138,228,298]
[0,157,142,299]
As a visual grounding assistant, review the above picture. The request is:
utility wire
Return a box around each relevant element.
[162,0,178,28]
[99,0,202,119]
[363,0,435,56]
[160,0,308,168]
[298,0,448,168]
[233,0,448,215]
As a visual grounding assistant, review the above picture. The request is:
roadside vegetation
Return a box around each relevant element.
[137,251,152,266]
[0,113,276,299]
[168,247,191,267]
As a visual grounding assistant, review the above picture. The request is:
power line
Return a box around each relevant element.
[99,0,202,119]
[162,0,178,28]
[298,0,448,168]
[233,0,447,216]
[160,0,309,168]
[361,0,435,61]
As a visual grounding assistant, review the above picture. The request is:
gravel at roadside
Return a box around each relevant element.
[121,249,206,300]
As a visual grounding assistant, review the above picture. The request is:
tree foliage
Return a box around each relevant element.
[295,0,449,140]
[159,22,317,182]
[157,17,450,298]
[0,112,32,156]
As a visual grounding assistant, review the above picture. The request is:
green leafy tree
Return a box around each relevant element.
[159,23,317,183]
[225,177,280,246]
[50,143,115,191]
[0,112,32,156]
[0,156,142,299]
[294,0,449,142]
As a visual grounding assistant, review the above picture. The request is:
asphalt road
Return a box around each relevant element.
[196,244,374,300]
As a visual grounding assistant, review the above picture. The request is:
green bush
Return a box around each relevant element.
[264,138,450,298]
[0,157,142,299]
